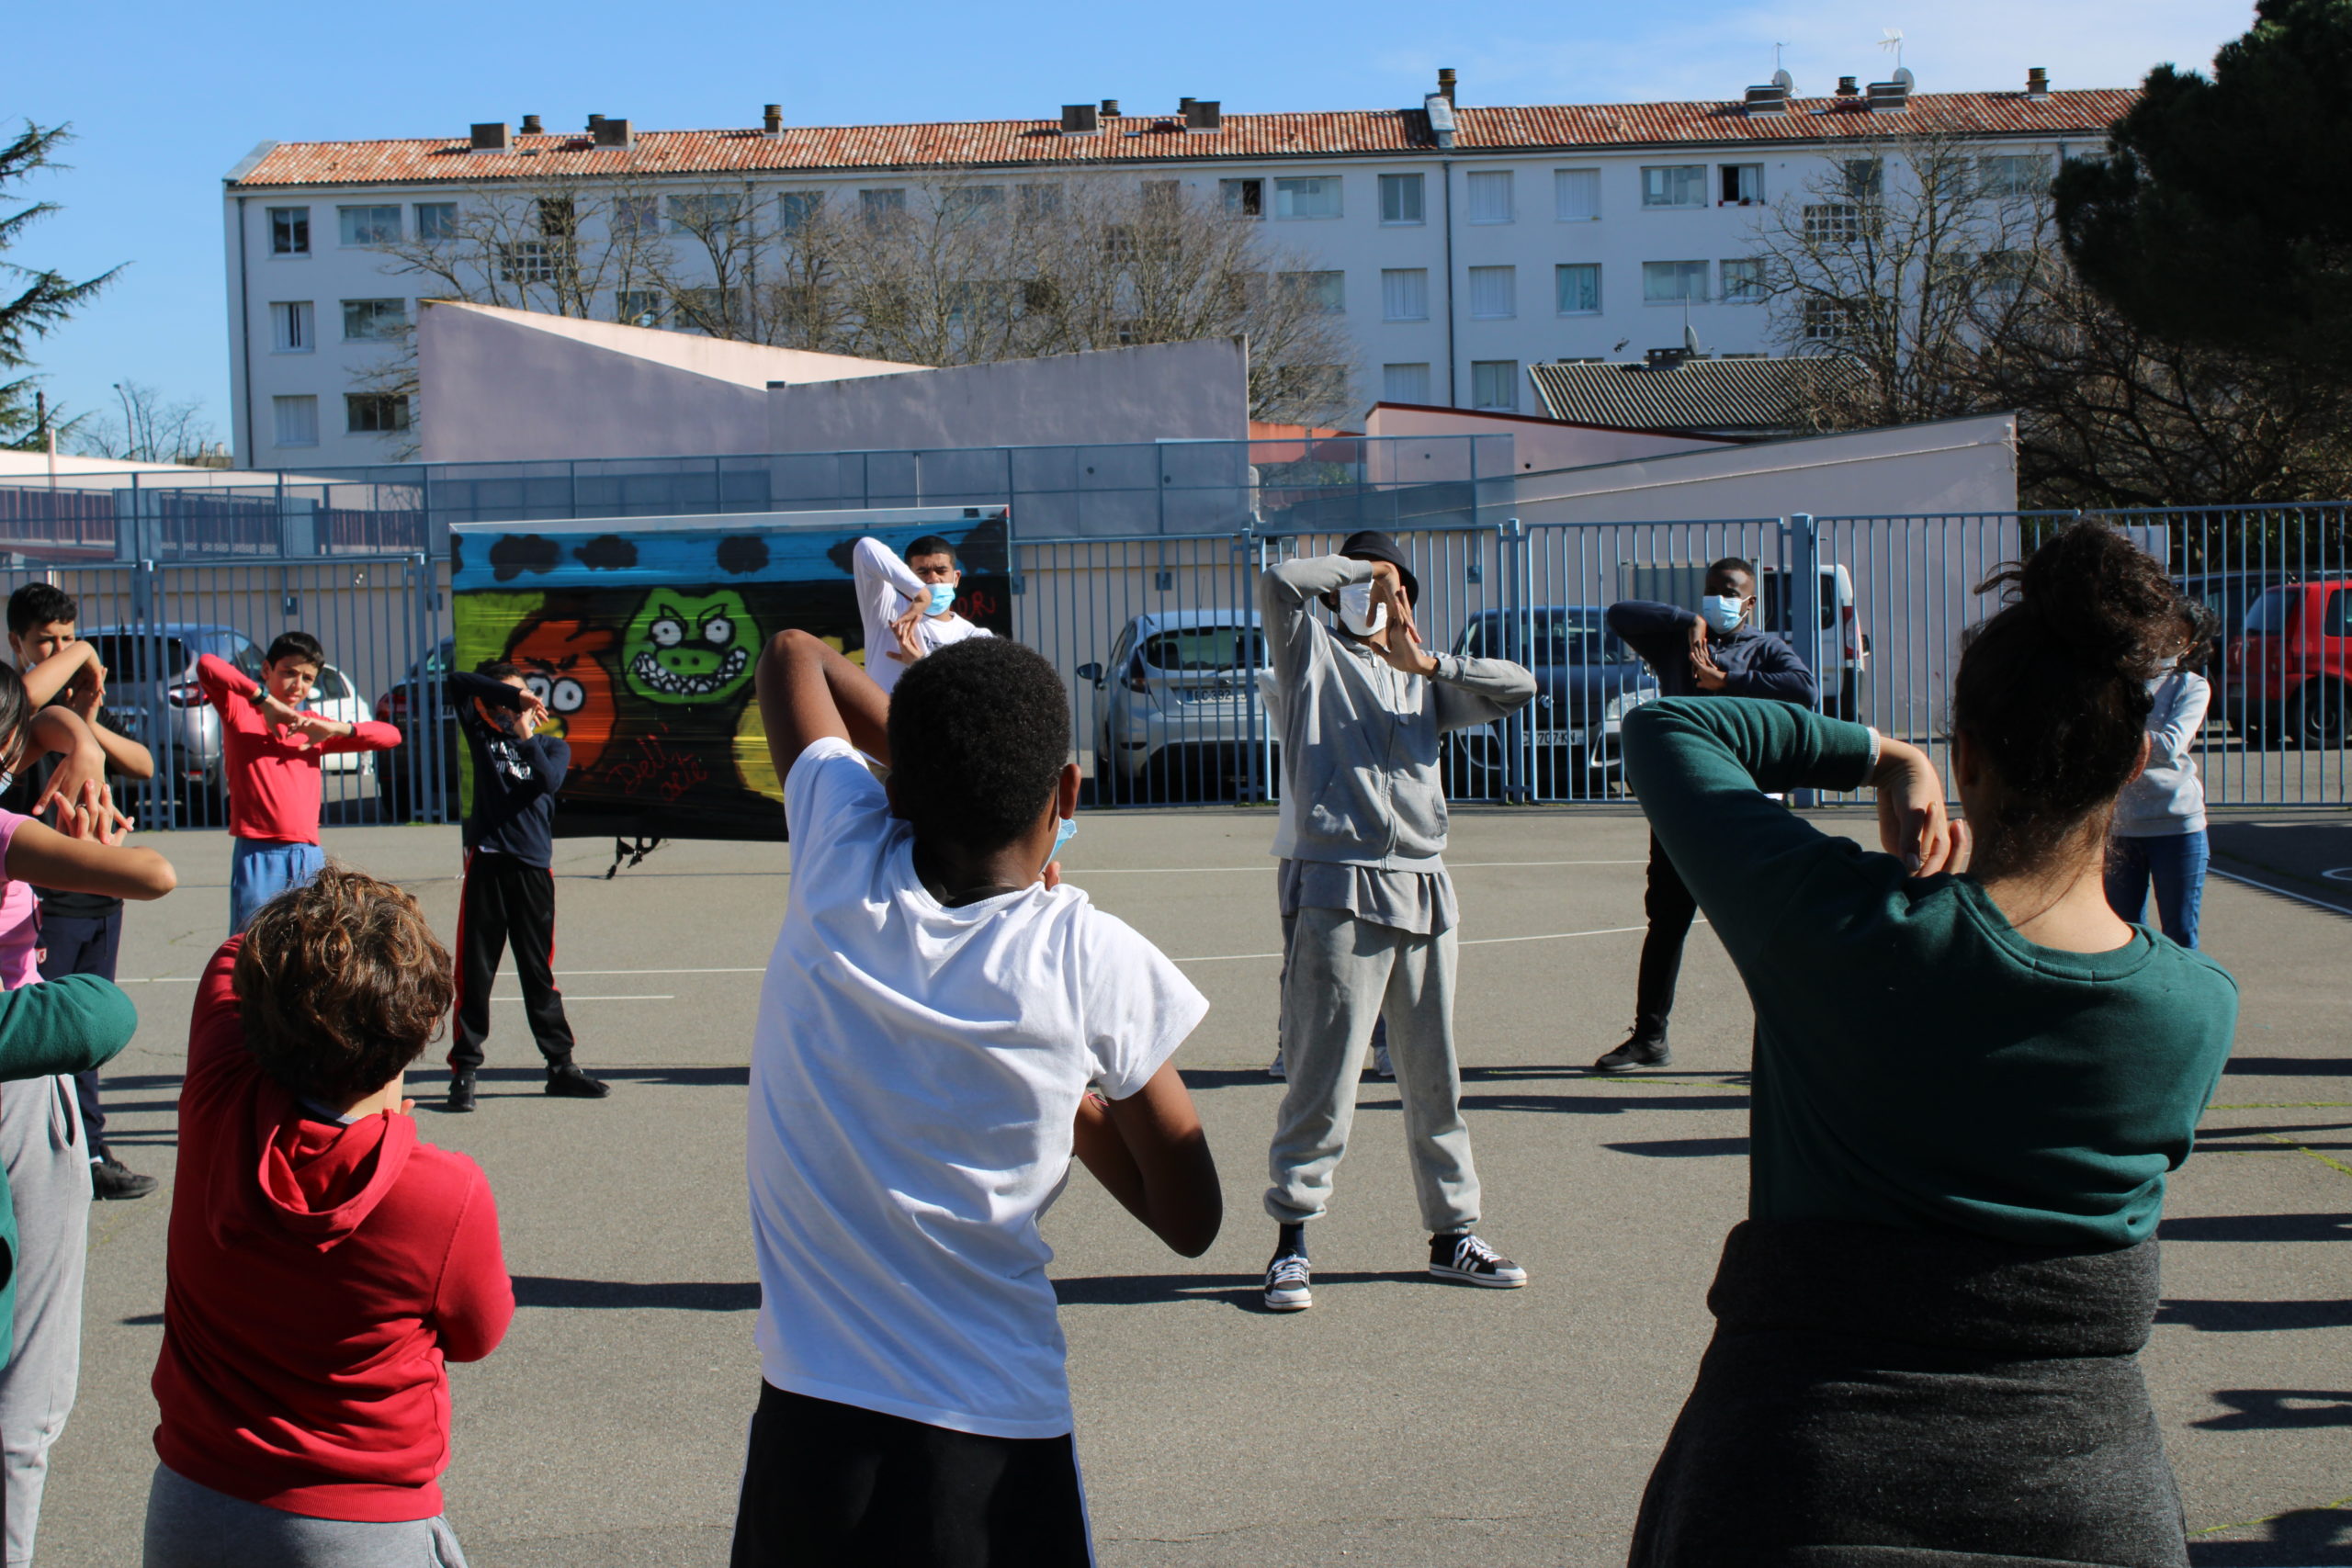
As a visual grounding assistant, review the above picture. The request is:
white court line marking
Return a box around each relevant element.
[1068,859,1645,874]
[1170,919,1699,964]
[2211,868,2352,918]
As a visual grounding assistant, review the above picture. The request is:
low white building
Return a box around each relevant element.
[220,69,2126,469]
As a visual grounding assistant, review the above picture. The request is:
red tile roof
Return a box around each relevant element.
[228,90,2132,189]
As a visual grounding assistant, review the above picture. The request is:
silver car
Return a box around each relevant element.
[1078,610,1273,803]
[83,624,264,806]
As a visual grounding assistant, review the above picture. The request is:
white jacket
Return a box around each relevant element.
[2113,669,2208,838]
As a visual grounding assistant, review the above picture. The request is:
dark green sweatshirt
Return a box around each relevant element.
[0,974,138,1362]
[1622,697,2239,1251]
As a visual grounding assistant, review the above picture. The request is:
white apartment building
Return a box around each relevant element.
[220,70,2128,469]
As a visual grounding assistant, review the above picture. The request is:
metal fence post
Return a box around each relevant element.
[1786,513,1823,807]
[1499,514,1528,803]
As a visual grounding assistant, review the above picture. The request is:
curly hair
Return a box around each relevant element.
[234,863,453,1103]
[1951,522,2204,873]
[887,638,1070,853]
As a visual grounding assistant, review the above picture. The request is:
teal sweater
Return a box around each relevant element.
[0,976,138,1362]
[1622,698,2239,1250]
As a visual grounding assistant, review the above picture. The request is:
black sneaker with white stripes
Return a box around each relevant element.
[1429,1231,1528,1289]
[1263,1250,1313,1312]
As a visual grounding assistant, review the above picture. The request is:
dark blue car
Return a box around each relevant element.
[1444,606,1657,801]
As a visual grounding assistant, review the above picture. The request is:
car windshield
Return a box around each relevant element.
[2242,588,2295,635]
[85,635,193,683]
[1138,626,1265,671]
[1455,611,1629,665]
[314,666,353,701]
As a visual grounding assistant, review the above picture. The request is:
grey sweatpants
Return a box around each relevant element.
[1264,907,1480,1233]
[0,1075,91,1567]
[142,1465,469,1567]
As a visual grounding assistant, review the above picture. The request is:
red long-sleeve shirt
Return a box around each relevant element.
[196,654,401,844]
[152,938,514,1521]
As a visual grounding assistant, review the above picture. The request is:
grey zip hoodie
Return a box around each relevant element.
[1263,556,1536,872]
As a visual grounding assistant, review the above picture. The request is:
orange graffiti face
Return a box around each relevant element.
[507,619,619,773]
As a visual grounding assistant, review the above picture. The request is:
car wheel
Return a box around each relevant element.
[2286,682,2350,750]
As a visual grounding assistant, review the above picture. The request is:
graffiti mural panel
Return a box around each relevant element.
[449,507,1012,840]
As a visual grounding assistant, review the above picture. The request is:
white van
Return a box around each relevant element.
[1760,563,1869,719]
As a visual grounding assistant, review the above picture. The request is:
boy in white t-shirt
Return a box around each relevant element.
[851,534,993,695]
[736,630,1221,1566]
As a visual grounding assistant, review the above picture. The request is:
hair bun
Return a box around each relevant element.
[2002,524,2177,682]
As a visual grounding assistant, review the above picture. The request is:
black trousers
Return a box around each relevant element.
[448,852,574,1074]
[1633,831,1700,1044]
[730,1383,1091,1568]
[39,910,121,1157]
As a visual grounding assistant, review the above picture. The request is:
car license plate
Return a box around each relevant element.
[1532,728,1579,747]
[1176,683,1238,704]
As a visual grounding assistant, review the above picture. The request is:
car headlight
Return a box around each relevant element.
[1600,684,1659,732]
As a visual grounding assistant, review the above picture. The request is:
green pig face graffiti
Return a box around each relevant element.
[623,587,759,705]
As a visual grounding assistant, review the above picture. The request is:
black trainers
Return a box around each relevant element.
[1263,1250,1313,1312]
[1430,1231,1528,1289]
[1592,1035,1671,1072]
[89,1155,157,1201]
[447,1072,477,1113]
[547,1064,610,1100]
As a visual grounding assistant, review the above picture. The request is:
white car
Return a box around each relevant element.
[309,664,377,778]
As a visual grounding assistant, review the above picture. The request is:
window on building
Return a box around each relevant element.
[1471,360,1521,411]
[1468,265,1516,319]
[1984,248,2037,299]
[1640,166,1707,209]
[268,208,311,256]
[1139,179,1181,215]
[1804,204,1862,243]
[341,298,406,341]
[414,203,459,242]
[498,242,554,284]
[1380,173,1425,224]
[1555,264,1600,314]
[1720,164,1764,204]
[944,185,1007,221]
[1383,363,1432,403]
[337,205,401,246]
[1720,258,1767,301]
[768,192,820,233]
[345,394,411,434]
[1641,260,1708,302]
[1802,296,1855,341]
[1273,176,1340,219]
[673,286,746,332]
[1978,154,2051,197]
[271,395,319,446]
[269,301,314,352]
[612,197,662,237]
[617,290,665,327]
[1466,170,1514,223]
[1555,169,1600,221]
[1280,271,1345,312]
[1019,185,1064,218]
[859,188,908,222]
[670,194,742,233]
[1381,268,1430,321]
[1840,159,1884,202]
[1220,178,1264,218]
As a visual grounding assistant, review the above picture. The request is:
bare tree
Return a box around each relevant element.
[65,379,223,465]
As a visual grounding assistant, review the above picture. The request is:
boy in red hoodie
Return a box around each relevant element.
[196,631,401,932]
[145,864,513,1564]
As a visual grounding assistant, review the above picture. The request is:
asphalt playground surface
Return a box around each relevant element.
[31,807,2352,1567]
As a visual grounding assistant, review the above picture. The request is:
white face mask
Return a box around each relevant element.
[1337,582,1387,638]
[1699,595,1747,634]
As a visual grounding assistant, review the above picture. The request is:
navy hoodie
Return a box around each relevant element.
[447,672,569,866]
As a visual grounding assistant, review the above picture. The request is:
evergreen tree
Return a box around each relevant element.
[2056,0,2352,373]
[0,120,121,448]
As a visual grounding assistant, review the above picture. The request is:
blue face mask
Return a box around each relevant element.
[1699,595,1747,634]
[925,583,956,617]
[1045,815,1077,872]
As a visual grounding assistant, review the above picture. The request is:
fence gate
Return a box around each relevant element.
[0,554,448,832]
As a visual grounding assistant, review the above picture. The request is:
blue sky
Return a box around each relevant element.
[12,0,2254,447]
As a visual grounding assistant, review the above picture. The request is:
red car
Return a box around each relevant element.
[2227,580,2351,748]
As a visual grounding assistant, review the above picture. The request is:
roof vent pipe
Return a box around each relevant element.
[469,122,512,153]
[586,113,605,131]
[1836,75,1860,96]
[1184,99,1223,133]
[763,104,783,134]
[1060,103,1100,135]
[2026,66,2050,100]
[1179,96,1195,112]
[1100,98,1120,117]
[1437,67,1457,105]
[519,114,543,136]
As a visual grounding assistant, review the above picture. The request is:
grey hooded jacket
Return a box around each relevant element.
[1262,555,1536,874]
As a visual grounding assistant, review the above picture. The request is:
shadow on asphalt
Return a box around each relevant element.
[1053,1269,1420,1310]
[511,1276,758,1312]
[2188,1505,2352,1565]
[2225,1057,2352,1077]
[2161,1213,2352,1243]
[1600,1137,1750,1157]
[2191,1390,2352,1431]
[2158,1299,2352,1332]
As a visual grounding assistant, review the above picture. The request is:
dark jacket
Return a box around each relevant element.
[1606,600,1815,705]
[447,672,569,866]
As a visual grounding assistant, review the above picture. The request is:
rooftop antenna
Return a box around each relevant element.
[1879,27,1905,73]
[1770,42,1795,95]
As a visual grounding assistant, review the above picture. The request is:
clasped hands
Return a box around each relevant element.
[1361,563,1437,677]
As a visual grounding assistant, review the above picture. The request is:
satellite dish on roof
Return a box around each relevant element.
[1771,68,1793,91]
[1893,66,1915,89]
[1684,321,1703,356]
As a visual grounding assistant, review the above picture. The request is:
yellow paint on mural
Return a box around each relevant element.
[730,634,846,802]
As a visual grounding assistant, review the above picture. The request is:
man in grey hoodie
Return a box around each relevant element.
[1259,530,1537,1312]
